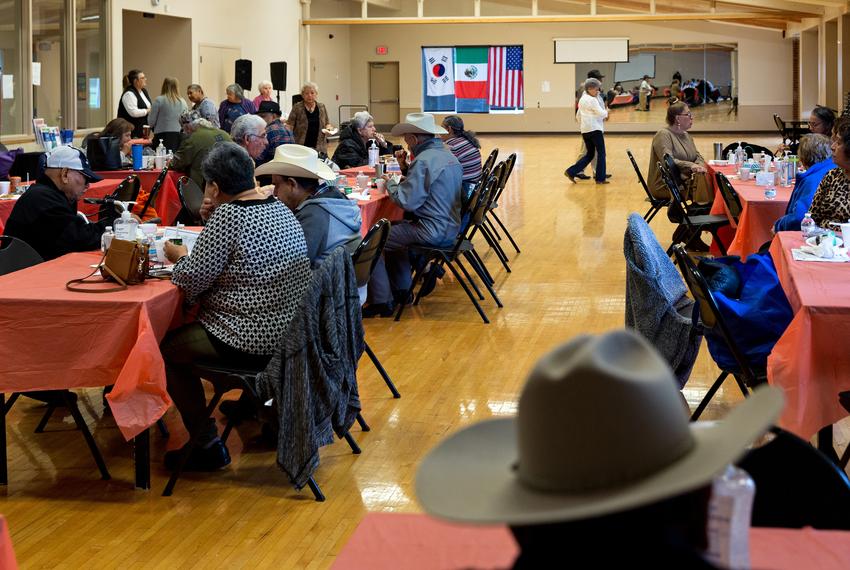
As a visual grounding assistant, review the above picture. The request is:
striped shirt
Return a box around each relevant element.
[445,136,482,183]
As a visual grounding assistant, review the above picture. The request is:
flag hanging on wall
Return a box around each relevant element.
[454,47,489,113]
[422,48,455,112]
[489,46,524,110]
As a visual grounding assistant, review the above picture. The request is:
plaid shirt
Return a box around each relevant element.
[258,119,295,164]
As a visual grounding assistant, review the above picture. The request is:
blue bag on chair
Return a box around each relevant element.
[699,253,793,372]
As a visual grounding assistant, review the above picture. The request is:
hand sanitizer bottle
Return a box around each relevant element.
[368,139,379,167]
[155,139,166,169]
[113,207,138,241]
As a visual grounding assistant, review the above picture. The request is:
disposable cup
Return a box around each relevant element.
[0,181,10,195]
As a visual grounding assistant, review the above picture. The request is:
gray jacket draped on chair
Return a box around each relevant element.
[254,247,364,489]
[624,213,702,388]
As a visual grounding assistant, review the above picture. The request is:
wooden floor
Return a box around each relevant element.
[3,134,848,568]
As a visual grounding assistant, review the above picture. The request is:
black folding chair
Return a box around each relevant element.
[627,149,669,223]
[137,166,169,219]
[485,153,521,256]
[715,172,743,224]
[480,148,498,182]
[351,219,400,399]
[395,175,503,324]
[738,427,850,529]
[660,159,729,256]
[672,244,765,420]
[0,236,110,483]
[94,175,141,222]
[175,176,205,226]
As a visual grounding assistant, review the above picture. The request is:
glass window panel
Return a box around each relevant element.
[32,0,66,127]
[0,0,24,136]
[76,0,107,129]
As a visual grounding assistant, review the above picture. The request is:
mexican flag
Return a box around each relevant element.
[454,47,489,113]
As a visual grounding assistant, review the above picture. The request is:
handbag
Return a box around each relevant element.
[66,239,148,293]
[86,135,123,171]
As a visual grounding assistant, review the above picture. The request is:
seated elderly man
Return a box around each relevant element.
[255,101,295,165]
[364,113,463,317]
[161,142,311,471]
[5,146,119,260]
[186,84,220,128]
[170,110,231,189]
[230,113,269,164]
[256,144,361,266]
[331,111,392,169]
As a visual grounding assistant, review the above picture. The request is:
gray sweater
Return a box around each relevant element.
[149,95,188,134]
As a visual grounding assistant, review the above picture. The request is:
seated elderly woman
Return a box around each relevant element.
[160,142,312,471]
[230,113,269,164]
[440,115,482,191]
[170,110,231,189]
[809,117,850,229]
[218,83,256,134]
[777,105,836,156]
[331,111,392,169]
[773,134,835,232]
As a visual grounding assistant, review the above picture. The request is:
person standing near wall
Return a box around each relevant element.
[573,70,610,181]
[117,69,152,138]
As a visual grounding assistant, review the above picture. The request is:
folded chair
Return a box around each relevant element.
[485,153,521,256]
[671,245,765,420]
[137,166,170,220]
[0,236,110,482]
[626,149,669,223]
[175,176,206,226]
[475,161,513,274]
[715,172,743,225]
[93,175,141,222]
[351,219,401,398]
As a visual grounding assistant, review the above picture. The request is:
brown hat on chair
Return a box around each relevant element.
[416,329,783,525]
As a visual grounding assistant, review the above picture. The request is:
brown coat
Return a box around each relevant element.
[287,101,331,154]
[647,127,708,202]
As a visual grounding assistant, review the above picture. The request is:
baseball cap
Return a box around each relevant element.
[45,146,103,182]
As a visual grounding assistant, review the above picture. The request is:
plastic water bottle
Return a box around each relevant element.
[727,150,736,165]
[368,139,379,167]
[155,139,166,169]
[101,226,114,253]
[735,142,746,166]
[801,212,816,238]
[706,465,755,570]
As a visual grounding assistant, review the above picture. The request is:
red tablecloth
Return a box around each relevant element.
[0,516,17,569]
[0,252,183,440]
[94,169,183,225]
[340,165,376,176]
[768,232,850,439]
[332,513,850,570]
[708,164,791,259]
[0,198,17,235]
[358,193,404,236]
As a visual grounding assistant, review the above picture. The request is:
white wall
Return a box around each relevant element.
[110,0,301,115]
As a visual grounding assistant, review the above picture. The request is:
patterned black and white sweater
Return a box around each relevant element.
[171,197,312,355]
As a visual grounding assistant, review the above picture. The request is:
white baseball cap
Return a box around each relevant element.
[45,146,103,182]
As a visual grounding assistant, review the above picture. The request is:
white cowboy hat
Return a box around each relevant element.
[254,144,336,180]
[416,329,783,526]
[390,112,448,136]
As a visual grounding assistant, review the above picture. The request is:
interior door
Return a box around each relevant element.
[369,62,399,131]
[199,44,241,106]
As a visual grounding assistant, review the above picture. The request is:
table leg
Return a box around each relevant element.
[817,425,840,464]
[134,428,150,490]
[0,394,6,485]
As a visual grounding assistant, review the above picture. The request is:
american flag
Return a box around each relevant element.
[488,46,524,109]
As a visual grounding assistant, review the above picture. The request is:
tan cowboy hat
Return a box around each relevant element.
[254,144,336,180]
[416,329,783,526]
[390,112,448,136]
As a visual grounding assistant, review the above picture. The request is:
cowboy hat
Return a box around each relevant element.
[254,144,336,180]
[416,329,783,526]
[390,112,448,136]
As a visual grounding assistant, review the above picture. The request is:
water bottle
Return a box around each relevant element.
[801,212,816,238]
[706,465,755,570]
[727,150,736,165]
[368,139,379,167]
[155,139,166,169]
[101,226,114,253]
[735,142,746,166]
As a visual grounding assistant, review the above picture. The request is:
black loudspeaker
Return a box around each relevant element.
[235,59,252,91]
[270,61,287,91]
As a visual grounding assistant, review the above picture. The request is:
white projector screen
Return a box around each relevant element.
[554,38,629,63]
[614,54,656,82]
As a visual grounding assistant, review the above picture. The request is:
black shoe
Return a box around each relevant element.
[575,173,591,180]
[362,303,395,318]
[564,170,576,183]
[417,264,446,299]
[164,440,231,472]
[219,399,256,423]
[605,174,612,179]
[595,180,611,184]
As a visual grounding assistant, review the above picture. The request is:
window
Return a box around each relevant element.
[76,0,107,129]
[422,45,524,114]
[32,0,66,126]
[0,0,24,136]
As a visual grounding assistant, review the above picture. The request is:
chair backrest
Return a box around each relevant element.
[138,166,169,218]
[773,113,786,135]
[626,149,653,199]
[737,427,850,530]
[671,244,756,383]
[351,218,390,287]
[98,175,140,222]
[9,151,46,182]
[658,160,692,225]
[464,161,502,223]
[480,148,499,181]
[0,236,44,276]
[469,175,498,230]
[715,172,742,221]
[491,153,516,204]
[176,176,205,225]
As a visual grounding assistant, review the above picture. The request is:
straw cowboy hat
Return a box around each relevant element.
[254,144,336,180]
[416,329,783,526]
[390,112,448,136]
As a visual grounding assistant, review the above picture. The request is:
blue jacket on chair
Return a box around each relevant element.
[774,158,835,232]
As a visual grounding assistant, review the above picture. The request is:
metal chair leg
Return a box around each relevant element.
[62,392,110,480]
[467,250,495,286]
[356,412,371,432]
[4,393,19,414]
[467,255,504,307]
[0,394,7,485]
[343,431,362,454]
[479,226,512,273]
[690,371,729,421]
[307,476,326,501]
[491,212,520,253]
[364,342,401,398]
[444,259,489,324]
[485,217,502,240]
[394,264,425,321]
[455,259,485,301]
[156,419,170,438]
[163,392,224,496]
[34,403,58,433]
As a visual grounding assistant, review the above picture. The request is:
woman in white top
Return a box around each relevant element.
[148,77,188,152]
[565,78,609,184]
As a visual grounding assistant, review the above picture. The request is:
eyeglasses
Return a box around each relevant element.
[809,120,823,129]
[678,112,693,118]
[247,133,265,141]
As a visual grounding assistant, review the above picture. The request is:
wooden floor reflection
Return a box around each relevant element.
[2,133,846,568]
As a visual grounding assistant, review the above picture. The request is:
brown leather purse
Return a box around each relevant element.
[66,239,148,293]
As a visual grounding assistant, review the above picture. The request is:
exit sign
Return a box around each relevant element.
[376,46,389,55]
